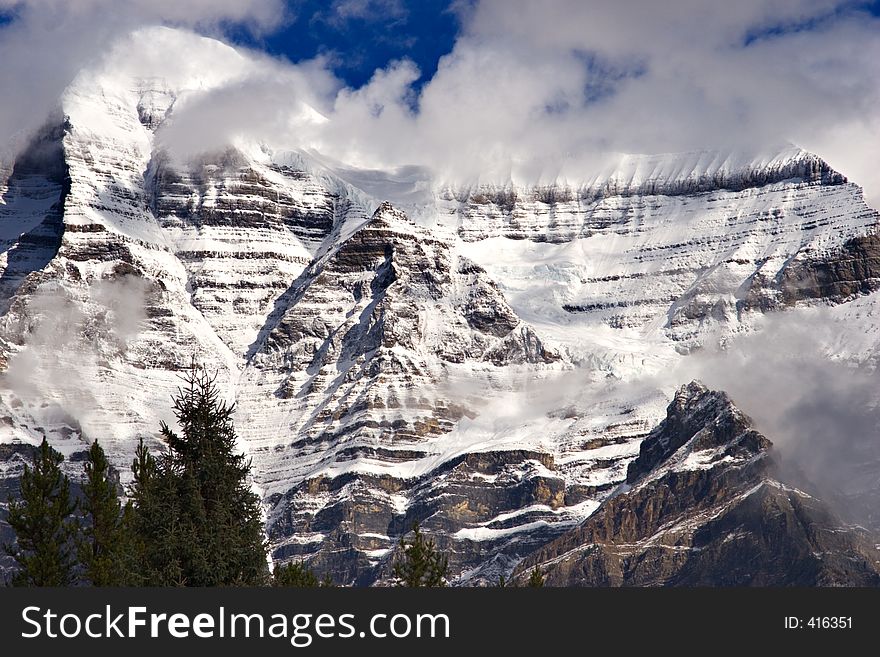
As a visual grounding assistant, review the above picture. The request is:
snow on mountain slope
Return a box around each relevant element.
[447,152,877,364]
[1,26,880,584]
[235,200,565,582]
[0,27,370,468]
[516,382,880,586]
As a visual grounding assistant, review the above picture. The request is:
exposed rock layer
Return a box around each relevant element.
[515,383,880,586]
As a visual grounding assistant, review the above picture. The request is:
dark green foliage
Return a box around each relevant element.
[496,574,507,587]
[5,366,270,587]
[527,565,545,588]
[77,440,136,586]
[272,561,334,587]
[128,365,269,586]
[392,522,449,587]
[128,438,187,585]
[273,561,319,587]
[4,438,77,586]
[272,560,335,587]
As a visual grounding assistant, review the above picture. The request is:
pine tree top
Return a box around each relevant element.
[4,437,77,587]
[393,522,450,587]
[272,561,332,587]
[528,565,545,588]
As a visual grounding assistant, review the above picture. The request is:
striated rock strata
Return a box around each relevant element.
[515,382,880,586]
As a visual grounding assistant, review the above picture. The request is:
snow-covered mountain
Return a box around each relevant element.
[2,26,880,585]
[515,382,880,586]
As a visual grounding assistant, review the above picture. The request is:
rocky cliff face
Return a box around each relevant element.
[0,122,68,315]
[238,200,560,584]
[743,233,880,311]
[445,149,849,244]
[2,27,880,586]
[447,149,878,355]
[515,383,880,586]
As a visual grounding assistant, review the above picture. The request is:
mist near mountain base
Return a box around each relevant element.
[462,306,880,528]
[681,311,880,526]
[1,276,149,435]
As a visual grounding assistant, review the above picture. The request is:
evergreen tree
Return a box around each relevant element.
[272,561,329,587]
[4,438,77,586]
[128,438,185,585]
[77,440,135,586]
[527,565,545,588]
[392,522,449,587]
[129,364,269,586]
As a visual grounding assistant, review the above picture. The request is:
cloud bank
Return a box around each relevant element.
[676,309,880,524]
[0,0,286,160]
[1,0,879,202]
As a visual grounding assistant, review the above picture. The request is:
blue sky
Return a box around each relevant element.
[743,0,880,45]
[228,0,463,89]
[2,0,879,92]
[225,0,880,90]
[0,0,463,90]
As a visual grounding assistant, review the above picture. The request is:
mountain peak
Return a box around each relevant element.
[373,200,396,214]
[3,25,880,587]
[515,383,880,587]
[626,381,767,485]
[370,200,412,227]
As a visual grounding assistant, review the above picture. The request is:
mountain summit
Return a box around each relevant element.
[515,382,880,586]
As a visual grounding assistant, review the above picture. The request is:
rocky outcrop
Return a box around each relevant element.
[0,122,68,314]
[241,201,561,584]
[514,382,880,586]
[150,148,364,355]
[255,201,554,372]
[742,233,880,311]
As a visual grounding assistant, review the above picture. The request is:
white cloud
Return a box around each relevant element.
[389,0,880,195]
[262,0,880,201]
[2,276,149,429]
[1,0,879,205]
[679,309,880,518]
[0,0,286,160]
[0,0,284,29]
[328,0,406,23]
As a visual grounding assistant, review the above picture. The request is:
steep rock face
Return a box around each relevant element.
[0,55,571,583]
[445,149,848,243]
[151,149,368,355]
[743,233,880,311]
[0,123,68,313]
[0,30,370,472]
[449,149,879,355]
[0,58,246,470]
[515,383,880,586]
[239,201,560,584]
